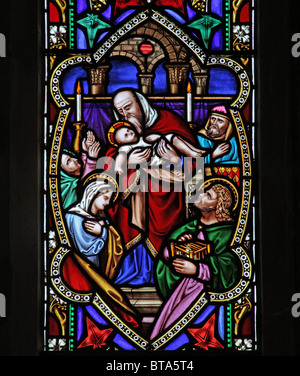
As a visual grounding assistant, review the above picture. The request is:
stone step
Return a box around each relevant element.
[121,286,163,314]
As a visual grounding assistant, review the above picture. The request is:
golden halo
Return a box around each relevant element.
[198,177,239,211]
[107,121,132,147]
[82,171,119,202]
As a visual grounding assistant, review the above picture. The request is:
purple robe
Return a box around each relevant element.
[150,231,210,338]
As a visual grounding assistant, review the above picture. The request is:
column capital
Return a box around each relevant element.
[193,73,208,95]
[88,65,111,95]
[138,73,155,95]
[165,63,190,94]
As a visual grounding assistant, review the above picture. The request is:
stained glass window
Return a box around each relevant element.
[43,0,257,354]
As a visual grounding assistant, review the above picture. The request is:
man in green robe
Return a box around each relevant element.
[151,181,239,338]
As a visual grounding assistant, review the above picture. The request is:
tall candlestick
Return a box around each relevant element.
[187,80,192,123]
[76,80,82,122]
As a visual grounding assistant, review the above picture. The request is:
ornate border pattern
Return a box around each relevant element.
[93,294,148,350]
[50,55,92,108]
[51,247,92,302]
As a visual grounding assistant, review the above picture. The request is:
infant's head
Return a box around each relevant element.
[108,121,138,147]
[115,127,138,145]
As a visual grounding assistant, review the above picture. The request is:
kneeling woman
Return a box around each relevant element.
[65,173,139,327]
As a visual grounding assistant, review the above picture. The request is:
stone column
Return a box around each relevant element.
[165,63,189,94]
[88,65,110,95]
[193,73,208,95]
[138,73,154,95]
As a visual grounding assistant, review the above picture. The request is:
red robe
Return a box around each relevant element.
[105,109,197,257]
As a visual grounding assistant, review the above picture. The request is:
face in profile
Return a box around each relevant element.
[115,127,138,145]
[207,115,230,138]
[194,188,218,212]
[61,153,81,176]
[113,91,143,133]
[91,189,113,215]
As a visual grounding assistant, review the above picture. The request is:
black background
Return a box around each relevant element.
[0,0,300,357]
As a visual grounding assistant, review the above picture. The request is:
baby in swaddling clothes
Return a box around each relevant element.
[107,121,205,175]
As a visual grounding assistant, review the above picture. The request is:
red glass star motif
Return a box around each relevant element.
[78,317,113,350]
[187,314,224,350]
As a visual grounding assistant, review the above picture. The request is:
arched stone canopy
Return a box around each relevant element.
[89,15,208,95]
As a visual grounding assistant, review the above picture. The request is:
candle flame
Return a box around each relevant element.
[187,81,192,93]
[76,80,82,95]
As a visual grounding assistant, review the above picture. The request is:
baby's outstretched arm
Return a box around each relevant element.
[145,134,161,143]
[115,152,127,175]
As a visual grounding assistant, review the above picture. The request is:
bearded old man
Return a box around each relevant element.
[197,106,239,164]
[150,181,238,338]
[104,89,199,285]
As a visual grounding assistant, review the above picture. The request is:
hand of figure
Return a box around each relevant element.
[145,134,161,143]
[190,149,206,158]
[82,130,96,152]
[156,139,180,164]
[84,220,102,235]
[172,258,197,276]
[88,141,101,158]
[128,147,151,165]
[212,142,230,159]
[178,233,193,242]
[115,165,124,175]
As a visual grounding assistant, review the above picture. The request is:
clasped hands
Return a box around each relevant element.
[84,220,105,235]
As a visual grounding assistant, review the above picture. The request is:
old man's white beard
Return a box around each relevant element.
[207,125,221,138]
[126,115,143,134]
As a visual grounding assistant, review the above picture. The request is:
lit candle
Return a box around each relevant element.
[187,81,192,123]
[76,80,82,122]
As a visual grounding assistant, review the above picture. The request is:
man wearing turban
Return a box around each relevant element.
[197,106,239,164]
